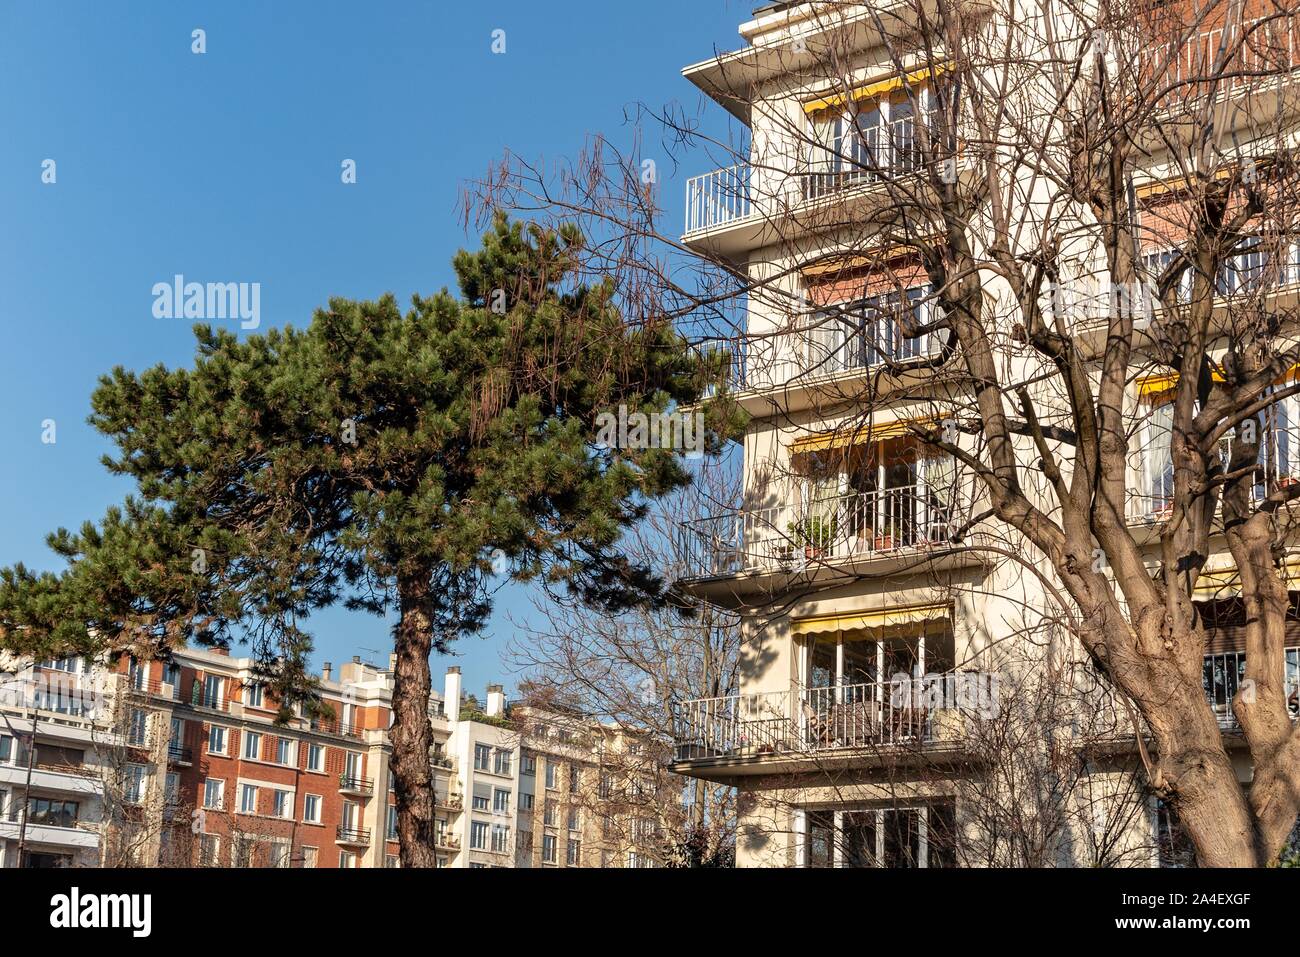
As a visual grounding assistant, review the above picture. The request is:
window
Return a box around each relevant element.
[307,743,323,772]
[802,801,956,868]
[384,854,400,869]
[303,794,321,824]
[470,821,490,850]
[268,839,292,868]
[387,805,398,841]
[544,798,557,826]
[491,824,510,853]
[203,778,225,810]
[340,851,359,869]
[272,790,294,819]
[542,834,558,863]
[520,792,535,811]
[567,807,580,831]
[245,682,264,708]
[27,798,78,828]
[208,725,228,755]
[163,662,181,696]
[242,731,262,761]
[198,833,221,867]
[128,708,149,746]
[473,794,489,811]
[567,838,581,866]
[301,846,318,869]
[545,761,558,789]
[164,772,180,805]
[599,774,613,800]
[474,744,491,771]
[240,783,258,814]
[521,754,536,776]
[493,789,510,814]
[275,737,296,766]
[123,765,146,804]
[202,674,224,708]
[569,767,581,793]
[0,735,13,765]
[493,748,512,776]
[518,830,533,853]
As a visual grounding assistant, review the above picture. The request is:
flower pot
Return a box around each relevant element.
[805,546,823,559]
[874,535,894,551]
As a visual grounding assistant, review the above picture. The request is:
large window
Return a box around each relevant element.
[493,748,512,776]
[804,801,957,868]
[809,285,936,374]
[203,778,225,810]
[473,743,491,771]
[27,797,79,829]
[470,821,489,850]
[242,731,262,761]
[806,86,943,199]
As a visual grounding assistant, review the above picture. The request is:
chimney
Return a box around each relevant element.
[352,655,361,664]
[444,667,462,717]
[322,662,332,682]
[487,684,506,718]
[388,653,397,672]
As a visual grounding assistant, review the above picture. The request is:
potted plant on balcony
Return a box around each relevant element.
[788,515,836,559]
[874,516,902,551]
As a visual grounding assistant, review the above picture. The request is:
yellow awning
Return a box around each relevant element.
[803,64,952,116]
[792,602,950,636]
[1136,373,1178,398]
[791,417,934,454]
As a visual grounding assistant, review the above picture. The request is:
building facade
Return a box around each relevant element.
[2,650,671,868]
[669,0,1300,867]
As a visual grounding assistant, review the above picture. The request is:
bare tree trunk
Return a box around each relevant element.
[390,571,436,868]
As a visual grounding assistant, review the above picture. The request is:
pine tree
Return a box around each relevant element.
[0,215,732,866]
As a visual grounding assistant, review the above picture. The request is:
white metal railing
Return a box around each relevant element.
[1204,647,1300,729]
[673,678,971,760]
[685,164,753,234]
[1144,15,1299,92]
[675,483,957,581]
[803,113,928,201]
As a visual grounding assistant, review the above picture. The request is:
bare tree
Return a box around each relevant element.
[507,470,743,862]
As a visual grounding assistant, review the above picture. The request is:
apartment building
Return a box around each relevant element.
[669,1,1300,867]
[0,656,118,867]
[2,647,672,868]
[434,669,675,868]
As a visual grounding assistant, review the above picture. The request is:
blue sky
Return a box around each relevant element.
[0,0,746,699]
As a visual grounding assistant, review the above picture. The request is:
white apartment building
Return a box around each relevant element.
[0,656,119,868]
[668,1,1300,867]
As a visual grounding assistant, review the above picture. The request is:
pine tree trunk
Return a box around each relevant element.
[390,572,437,868]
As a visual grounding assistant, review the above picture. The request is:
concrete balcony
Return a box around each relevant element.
[0,763,103,797]
[671,675,981,781]
[674,484,985,605]
[0,818,100,850]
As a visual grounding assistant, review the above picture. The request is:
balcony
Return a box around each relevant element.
[435,793,463,811]
[1205,647,1300,730]
[1141,15,1298,95]
[673,677,975,766]
[335,826,371,847]
[309,718,364,740]
[338,775,374,796]
[685,164,752,234]
[675,484,960,584]
[719,302,944,398]
[167,743,193,765]
[435,832,461,850]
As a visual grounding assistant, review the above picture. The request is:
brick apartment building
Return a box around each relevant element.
[2,648,674,868]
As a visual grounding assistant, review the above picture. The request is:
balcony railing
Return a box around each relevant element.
[167,744,193,765]
[802,114,926,201]
[685,164,753,234]
[1142,16,1299,94]
[336,826,371,846]
[1204,647,1300,729]
[435,833,461,850]
[435,793,463,811]
[673,678,974,762]
[675,484,958,581]
[339,775,374,796]
[309,718,363,740]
